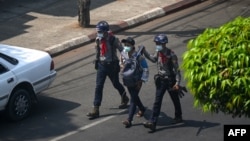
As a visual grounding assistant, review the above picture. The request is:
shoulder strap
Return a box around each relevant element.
[108,31,115,47]
[109,35,115,47]
[135,46,145,71]
[135,45,144,59]
[108,33,115,61]
[121,45,145,61]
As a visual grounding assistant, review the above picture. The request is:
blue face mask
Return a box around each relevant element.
[97,33,104,38]
[156,45,163,51]
[124,46,131,52]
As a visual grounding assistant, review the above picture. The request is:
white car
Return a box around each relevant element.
[0,44,56,121]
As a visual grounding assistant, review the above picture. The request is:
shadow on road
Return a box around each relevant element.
[0,94,81,140]
[0,0,115,41]
[140,108,220,134]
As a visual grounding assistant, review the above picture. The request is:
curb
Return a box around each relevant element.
[45,0,201,56]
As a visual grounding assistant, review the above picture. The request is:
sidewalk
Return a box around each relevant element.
[0,0,202,56]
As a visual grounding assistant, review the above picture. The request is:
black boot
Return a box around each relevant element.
[143,121,156,132]
[122,120,132,128]
[119,94,129,109]
[171,117,183,124]
[86,106,99,119]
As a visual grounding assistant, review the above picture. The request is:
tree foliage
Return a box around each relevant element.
[182,16,250,118]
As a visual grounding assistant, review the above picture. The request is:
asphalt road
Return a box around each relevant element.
[0,1,250,141]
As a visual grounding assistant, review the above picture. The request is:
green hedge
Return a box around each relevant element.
[182,16,250,118]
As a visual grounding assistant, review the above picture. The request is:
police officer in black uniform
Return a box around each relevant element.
[86,21,129,119]
[142,34,183,132]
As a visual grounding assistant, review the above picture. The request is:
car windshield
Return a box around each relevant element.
[0,53,19,65]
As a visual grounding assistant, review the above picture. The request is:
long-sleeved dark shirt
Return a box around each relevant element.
[143,47,181,85]
[95,33,123,62]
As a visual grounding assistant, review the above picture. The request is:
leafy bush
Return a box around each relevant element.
[182,16,250,118]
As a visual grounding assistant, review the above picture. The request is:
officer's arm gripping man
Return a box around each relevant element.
[141,47,158,63]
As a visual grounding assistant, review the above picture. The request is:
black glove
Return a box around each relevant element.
[178,90,185,98]
[181,86,188,92]
[178,86,187,98]
[170,86,187,98]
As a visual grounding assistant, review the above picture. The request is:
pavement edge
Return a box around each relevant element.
[45,0,202,56]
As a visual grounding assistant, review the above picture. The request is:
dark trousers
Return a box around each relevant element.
[94,61,126,106]
[127,84,145,122]
[150,78,182,123]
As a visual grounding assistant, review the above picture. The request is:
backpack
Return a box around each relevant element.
[121,46,144,87]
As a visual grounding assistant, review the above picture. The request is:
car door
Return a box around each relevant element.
[0,63,16,110]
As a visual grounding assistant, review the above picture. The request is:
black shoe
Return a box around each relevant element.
[143,121,156,132]
[86,112,99,119]
[119,95,129,109]
[122,120,132,128]
[86,107,100,119]
[171,117,183,124]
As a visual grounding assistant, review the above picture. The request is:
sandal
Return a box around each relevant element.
[136,108,146,117]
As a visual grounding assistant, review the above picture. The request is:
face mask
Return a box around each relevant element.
[155,45,163,51]
[97,33,104,38]
[124,46,131,52]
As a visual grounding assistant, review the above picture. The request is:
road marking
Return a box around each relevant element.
[50,109,126,141]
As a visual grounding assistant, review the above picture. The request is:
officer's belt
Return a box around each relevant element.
[100,61,116,66]
[159,75,169,79]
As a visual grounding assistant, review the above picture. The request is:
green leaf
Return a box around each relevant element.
[183,16,250,117]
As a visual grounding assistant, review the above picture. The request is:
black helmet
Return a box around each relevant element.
[96,21,109,32]
[121,37,135,46]
[154,34,168,44]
